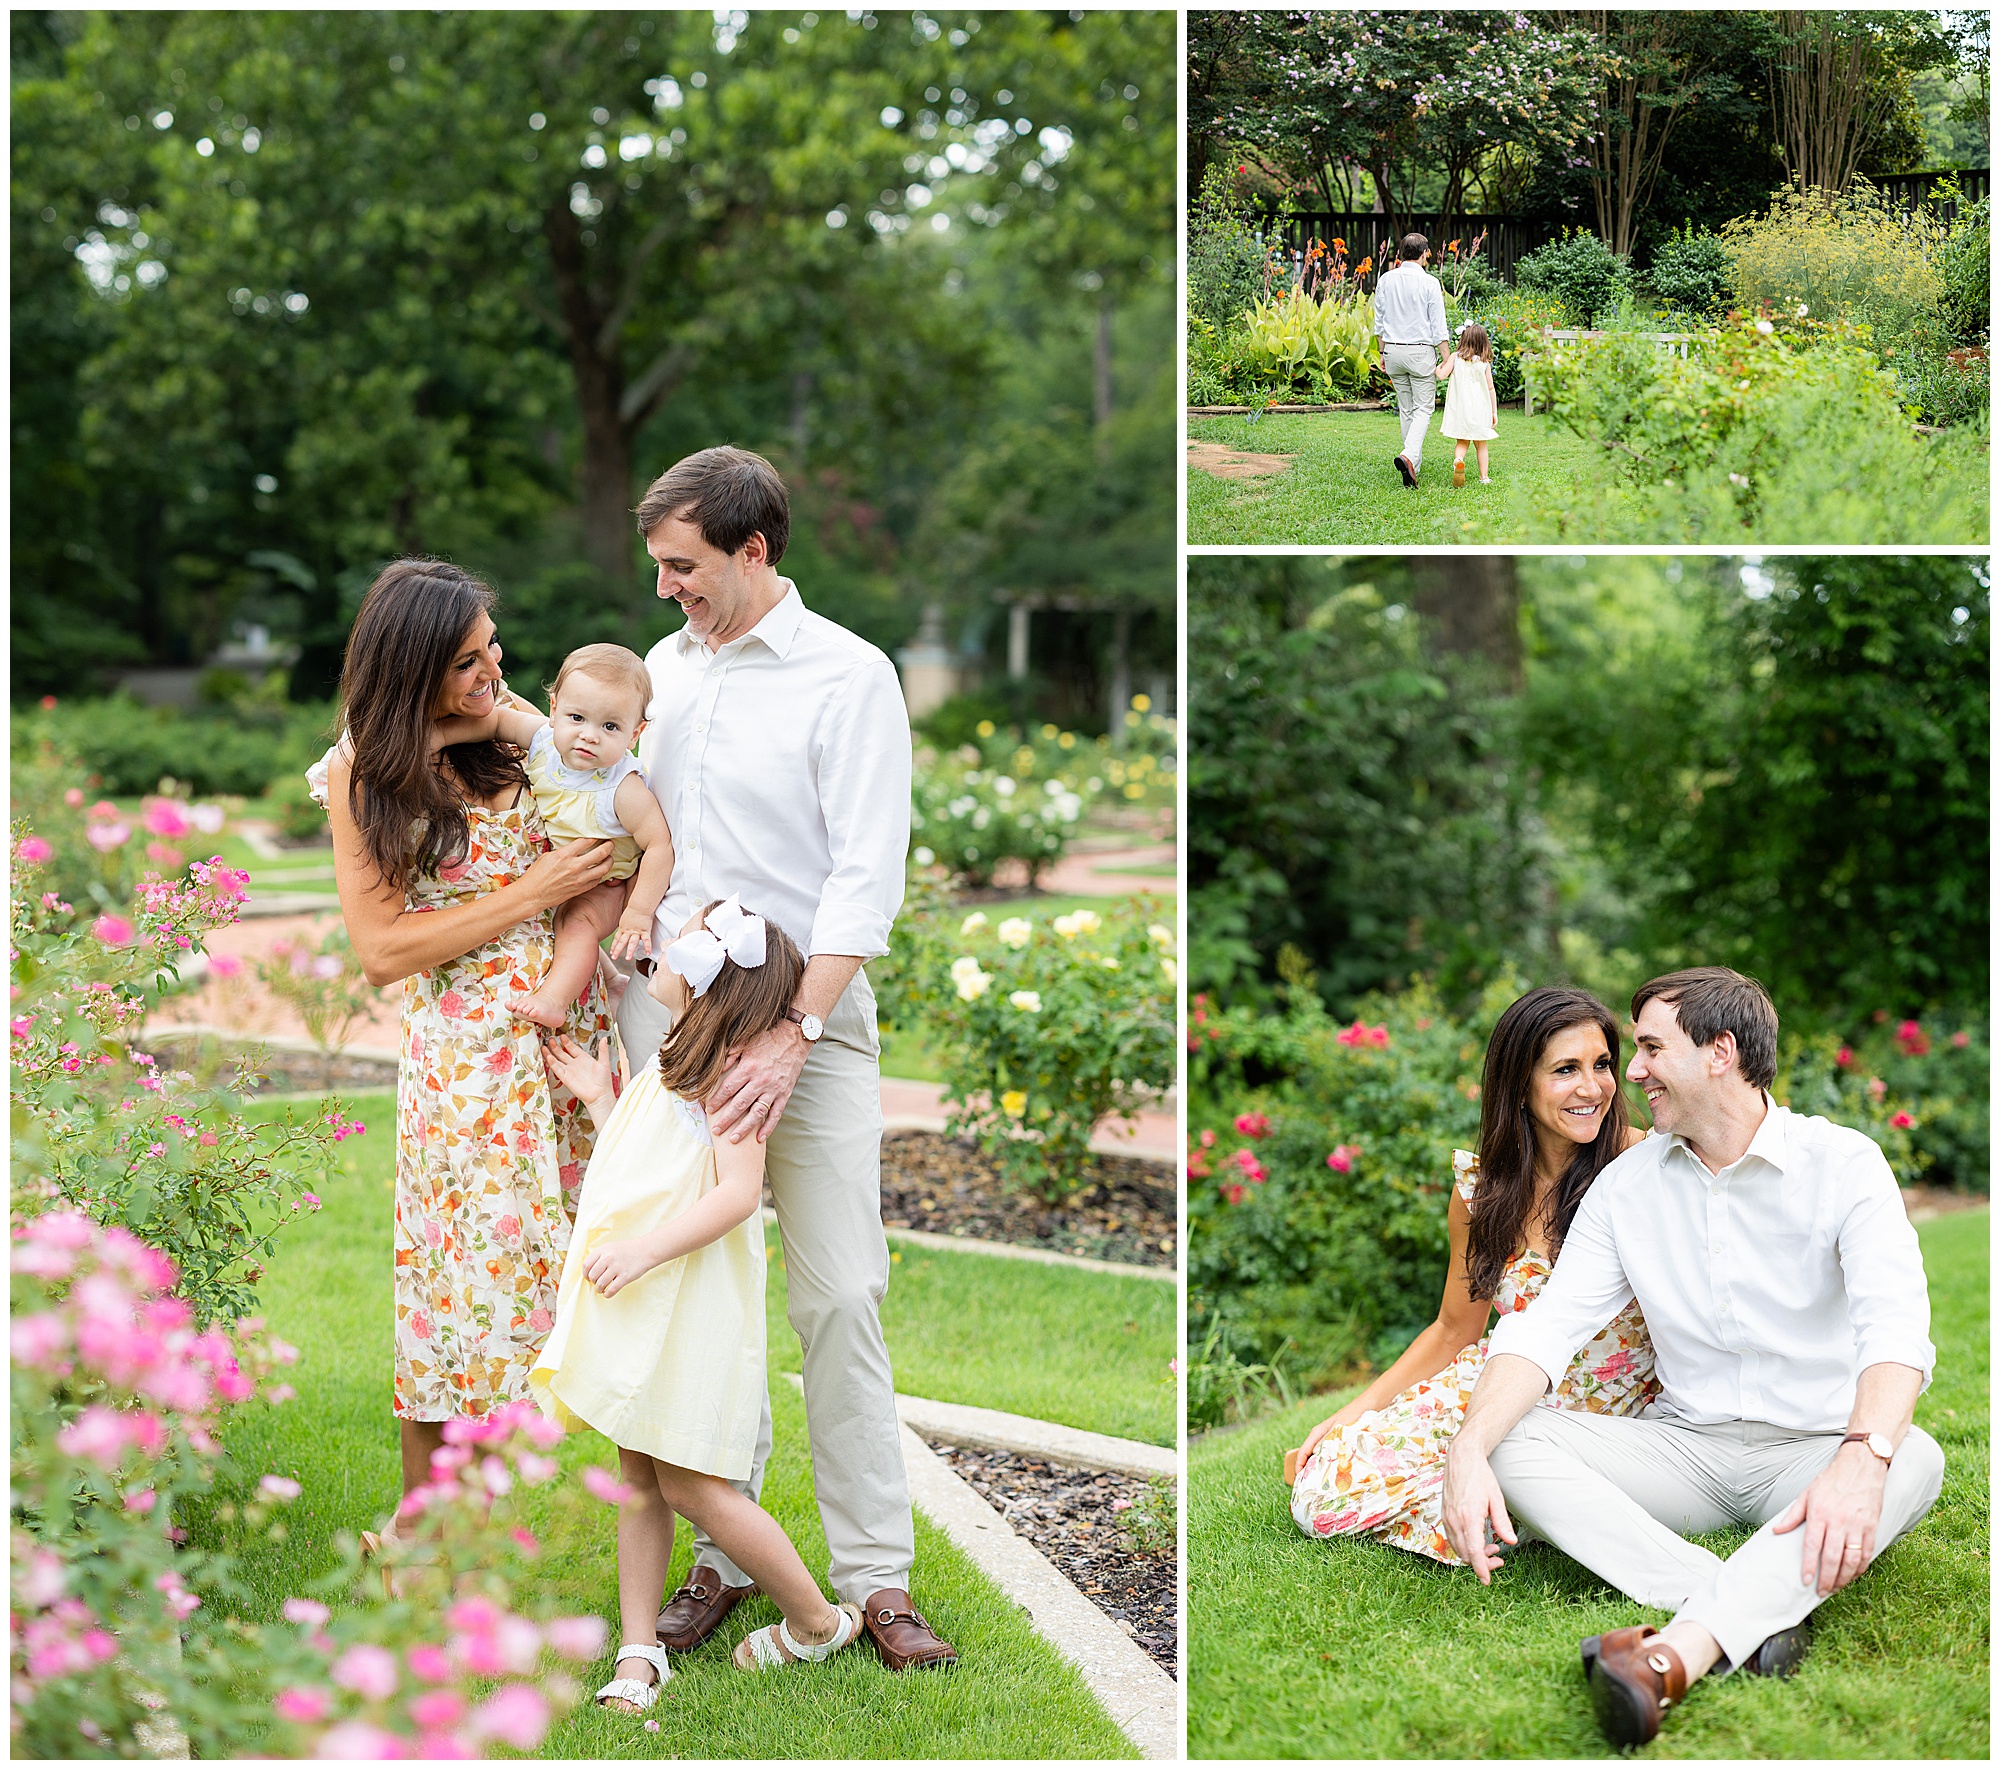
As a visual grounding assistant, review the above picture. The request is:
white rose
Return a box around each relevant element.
[1009,990,1042,1012]
[998,917,1033,949]
[960,912,988,935]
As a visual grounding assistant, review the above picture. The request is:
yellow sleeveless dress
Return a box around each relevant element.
[528,1065,767,1478]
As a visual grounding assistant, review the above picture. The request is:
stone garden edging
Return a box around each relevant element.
[891,1394,1175,1480]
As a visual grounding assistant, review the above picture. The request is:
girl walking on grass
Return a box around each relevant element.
[1439,321,1499,487]
[530,897,863,1714]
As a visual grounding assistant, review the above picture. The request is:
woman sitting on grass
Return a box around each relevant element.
[1286,986,1657,1561]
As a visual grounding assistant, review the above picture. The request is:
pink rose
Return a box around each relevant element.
[486,1048,514,1075]
[496,1215,521,1240]
[527,1308,553,1334]
[16,836,52,864]
[425,1220,444,1247]
[558,1162,581,1191]
[437,990,465,1019]
[410,1312,433,1341]
[1890,1110,1916,1130]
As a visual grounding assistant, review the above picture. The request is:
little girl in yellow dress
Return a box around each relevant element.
[531,897,863,1712]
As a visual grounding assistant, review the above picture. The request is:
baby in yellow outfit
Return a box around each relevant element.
[437,643,674,1028]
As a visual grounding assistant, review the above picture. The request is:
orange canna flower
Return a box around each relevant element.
[1332,237,1347,251]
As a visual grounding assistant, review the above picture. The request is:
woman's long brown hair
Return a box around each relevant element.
[1463,986,1629,1302]
[338,560,527,891]
[657,902,806,1108]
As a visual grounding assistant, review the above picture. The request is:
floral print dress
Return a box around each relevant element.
[383,793,609,1421]
[1290,1150,1657,1564]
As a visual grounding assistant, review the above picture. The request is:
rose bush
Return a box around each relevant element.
[11,833,342,1328]
[910,727,1099,889]
[879,899,1176,1202]
[10,1206,607,1757]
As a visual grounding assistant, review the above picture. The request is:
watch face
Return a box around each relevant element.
[800,1014,823,1042]
[1868,1431,1895,1461]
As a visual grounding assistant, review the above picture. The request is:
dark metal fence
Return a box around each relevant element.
[1259,172,1989,289]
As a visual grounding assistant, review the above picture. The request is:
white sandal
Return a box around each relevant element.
[735,1602,862,1671]
[595,1641,672,1712]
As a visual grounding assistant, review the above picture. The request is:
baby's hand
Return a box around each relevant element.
[583,1237,656,1298]
[545,1033,614,1107]
[610,911,654,961]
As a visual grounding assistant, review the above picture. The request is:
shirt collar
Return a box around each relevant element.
[673,581,804,662]
[1668,1095,1788,1176]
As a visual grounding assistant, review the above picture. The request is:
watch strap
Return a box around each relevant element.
[1841,1431,1892,1462]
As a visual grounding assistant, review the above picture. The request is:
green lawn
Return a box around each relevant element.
[188,1090,1164,1758]
[1188,408,1599,546]
[1187,1209,1989,1759]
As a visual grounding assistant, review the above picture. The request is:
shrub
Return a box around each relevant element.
[262,769,333,846]
[10,834,353,1327]
[879,899,1176,1202]
[1935,195,1990,345]
[1645,223,1733,319]
[1897,343,1991,429]
[1235,289,1377,403]
[1833,1015,1989,1195]
[910,739,1092,890]
[1468,288,1570,403]
[17,696,337,800]
[1722,184,1950,357]
[9,1213,607,1758]
[1187,163,1282,332]
[1531,313,1987,543]
[256,928,381,1090]
[1514,229,1635,327]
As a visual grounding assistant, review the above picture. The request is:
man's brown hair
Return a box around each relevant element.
[633,446,790,564]
[549,643,652,723]
[1399,232,1429,261]
[1631,967,1780,1091]
[657,901,805,1108]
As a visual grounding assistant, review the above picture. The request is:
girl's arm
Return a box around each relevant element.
[1294,1184,1490,1459]
[1437,353,1457,379]
[609,775,676,960]
[1488,362,1498,426]
[582,1122,764,1297]
[327,750,616,986]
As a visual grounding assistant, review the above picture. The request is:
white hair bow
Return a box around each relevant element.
[661,895,768,997]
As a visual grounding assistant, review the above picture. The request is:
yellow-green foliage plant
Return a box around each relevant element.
[1722,184,1949,354]
[1239,288,1378,401]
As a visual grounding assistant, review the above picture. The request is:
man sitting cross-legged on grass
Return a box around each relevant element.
[1441,966,1944,1751]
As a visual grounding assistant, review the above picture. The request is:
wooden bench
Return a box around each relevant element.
[1522,328,1697,416]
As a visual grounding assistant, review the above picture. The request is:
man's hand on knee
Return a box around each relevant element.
[1772,1445,1887,1595]
[1441,1441,1516,1583]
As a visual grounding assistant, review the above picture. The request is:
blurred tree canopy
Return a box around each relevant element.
[11,8,1172,706]
[1188,554,1990,1029]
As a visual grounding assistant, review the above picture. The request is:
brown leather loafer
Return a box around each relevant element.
[1587,1625,1686,1747]
[655,1567,757,1652]
[1394,453,1417,487]
[1582,1615,1810,1682]
[861,1587,958,1671]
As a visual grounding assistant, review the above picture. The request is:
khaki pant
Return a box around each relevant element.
[1490,1407,1945,1673]
[614,965,913,1606]
[1382,342,1440,475]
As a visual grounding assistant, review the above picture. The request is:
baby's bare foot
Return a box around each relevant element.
[514,990,571,1030]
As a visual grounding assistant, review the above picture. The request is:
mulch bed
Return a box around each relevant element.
[929,1442,1177,1678]
[881,1131,1175,1269]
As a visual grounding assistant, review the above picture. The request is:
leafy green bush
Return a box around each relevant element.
[1722,185,1950,355]
[1837,1016,1989,1195]
[1935,195,1990,345]
[1468,288,1570,403]
[910,737,1094,890]
[17,696,336,799]
[1896,344,1991,429]
[1645,223,1733,319]
[1187,163,1281,333]
[878,899,1175,1202]
[1532,313,1987,543]
[1514,229,1635,327]
[1236,289,1377,402]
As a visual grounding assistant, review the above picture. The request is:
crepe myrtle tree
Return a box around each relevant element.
[1203,10,1609,245]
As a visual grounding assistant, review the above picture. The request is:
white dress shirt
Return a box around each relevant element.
[1488,1102,1935,1433]
[1371,261,1449,347]
[637,582,911,961]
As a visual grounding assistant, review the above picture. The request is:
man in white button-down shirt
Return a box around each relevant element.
[1372,233,1451,487]
[612,448,957,1672]
[1441,968,1943,1748]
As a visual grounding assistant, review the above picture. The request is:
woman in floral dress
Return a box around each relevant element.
[1289,986,1658,1563]
[317,560,619,1509]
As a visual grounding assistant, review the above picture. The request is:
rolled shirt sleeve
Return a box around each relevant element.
[1487,1187,1636,1392]
[807,654,911,961]
[1836,1144,1937,1388]
[1425,277,1448,347]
